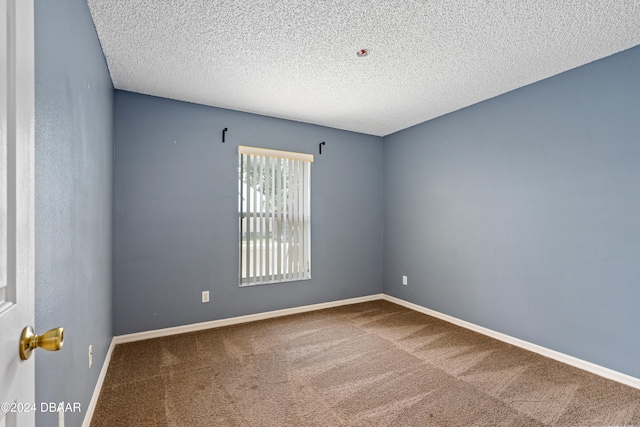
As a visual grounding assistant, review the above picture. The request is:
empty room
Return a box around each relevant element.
[3,0,639,426]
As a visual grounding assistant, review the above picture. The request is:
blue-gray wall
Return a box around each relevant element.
[113,91,383,335]
[32,3,640,419]
[384,46,640,378]
[35,0,113,425]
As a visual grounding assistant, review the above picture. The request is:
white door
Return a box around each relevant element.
[0,0,35,425]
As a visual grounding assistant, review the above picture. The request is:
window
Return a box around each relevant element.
[238,145,313,286]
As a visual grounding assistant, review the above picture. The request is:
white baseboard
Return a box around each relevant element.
[82,338,116,427]
[83,292,640,427]
[114,294,384,344]
[382,294,640,390]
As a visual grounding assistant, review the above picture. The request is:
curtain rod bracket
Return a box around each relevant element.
[222,128,228,143]
[319,141,325,154]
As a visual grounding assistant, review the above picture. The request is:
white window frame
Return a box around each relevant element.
[238,145,313,286]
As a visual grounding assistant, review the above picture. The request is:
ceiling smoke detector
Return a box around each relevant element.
[356,49,369,57]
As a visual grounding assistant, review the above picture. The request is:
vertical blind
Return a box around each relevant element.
[238,145,313,286]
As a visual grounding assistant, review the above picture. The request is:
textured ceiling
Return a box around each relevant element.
[87,0,640,136]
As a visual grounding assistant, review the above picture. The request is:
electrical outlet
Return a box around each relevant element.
[202,291,210,303]
[402,275,408,286]
[89,345,93,368]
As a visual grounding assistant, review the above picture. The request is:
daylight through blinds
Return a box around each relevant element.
[238,146,312,286]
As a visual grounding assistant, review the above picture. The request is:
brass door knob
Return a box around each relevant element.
[19,326,64,360]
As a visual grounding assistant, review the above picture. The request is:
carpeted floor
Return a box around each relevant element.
[91,300,640,426]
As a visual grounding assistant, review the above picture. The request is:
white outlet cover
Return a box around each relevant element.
[402,276,408,285]
[202,291,210,303]
[89,345,93,368]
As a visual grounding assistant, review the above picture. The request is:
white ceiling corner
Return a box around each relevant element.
[87,0,640,136]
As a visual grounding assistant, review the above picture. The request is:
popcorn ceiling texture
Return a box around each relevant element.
[87,0,640,136]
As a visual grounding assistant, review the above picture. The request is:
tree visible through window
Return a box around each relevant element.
[238,145,312,286]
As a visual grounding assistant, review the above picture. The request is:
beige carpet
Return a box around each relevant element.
[91,300,640,426]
